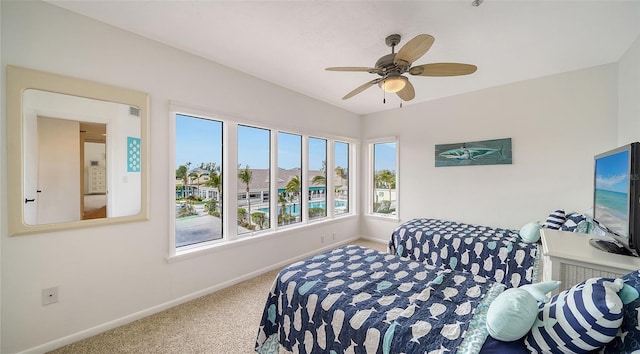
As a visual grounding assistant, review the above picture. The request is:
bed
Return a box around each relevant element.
[255,245,635,354]
[255,245,506,354]
[389,218,540,288]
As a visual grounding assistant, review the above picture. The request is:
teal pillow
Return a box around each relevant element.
[519,280,561,302]
[486,288,539,341]
[520,222,542,243]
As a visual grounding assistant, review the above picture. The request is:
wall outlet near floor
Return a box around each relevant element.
[42,286,59,306]
[332,232,336,240]
[321,234,326,244]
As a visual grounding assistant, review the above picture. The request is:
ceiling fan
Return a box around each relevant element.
[326,34,477,102]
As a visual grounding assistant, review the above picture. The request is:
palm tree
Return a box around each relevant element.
[375,169,395,203]
[237,165,253,226]
[204,171,222,215]
[175,165,188,198]
[311,174,326,186]
[285,175,301,221]
[278,192,287,224]
[311,160,327,186]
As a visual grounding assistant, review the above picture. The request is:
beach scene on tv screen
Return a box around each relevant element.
[595,150,630,237]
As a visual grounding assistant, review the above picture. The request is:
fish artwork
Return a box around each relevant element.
[442,287,459,301]
[321,292,345,311]
[294,304,303,331]
[349,292,372,306]
[306,294,318,322]
[438,145,503,160]
[440,321,463,340]
[364,328,381,353]
[316,320,327,350]
[410,320,433,343]
[377,294,400,307]
[332,310,345,342]
[325,279,345,291]
[349,307,377,330]
[305,330,314,354]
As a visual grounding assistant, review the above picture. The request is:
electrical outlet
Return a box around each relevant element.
[321,234,326,244]
[332,232,336,240]
[42,287,59,306]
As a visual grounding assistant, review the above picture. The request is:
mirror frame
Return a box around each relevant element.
[7,65,150,236]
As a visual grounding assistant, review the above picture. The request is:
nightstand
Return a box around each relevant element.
[540,228,640,292]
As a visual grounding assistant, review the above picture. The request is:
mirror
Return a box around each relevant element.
[7,66,149,236]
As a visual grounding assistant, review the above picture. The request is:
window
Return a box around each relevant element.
[174,114,223,247]
[171,107,357,255]
[308,137,327,220]
[334,141,350,215]
[277,132,302,226]
[237,125,271,234]
[372,141,397,216]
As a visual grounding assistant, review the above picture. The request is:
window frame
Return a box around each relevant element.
[307,136,328,221]
[367,136,400,221]
[169,105,229,256]
[168,102,358,260]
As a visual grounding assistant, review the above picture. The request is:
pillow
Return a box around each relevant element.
[486,288,539,341]
[520,222,542,243]
[602,270,640,353]
[562,212,587,232]
[519,280,561,303]
[543,209,566,230]
[524,278,624,353]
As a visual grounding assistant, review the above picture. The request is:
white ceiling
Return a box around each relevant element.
[45,0,640,115]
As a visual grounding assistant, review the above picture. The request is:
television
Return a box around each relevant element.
[590,142,640,256]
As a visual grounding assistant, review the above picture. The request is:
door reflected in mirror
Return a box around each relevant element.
[82,125,107,220]
[23,89,141,226]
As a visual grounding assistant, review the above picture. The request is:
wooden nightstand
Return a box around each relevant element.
[540,228,640,292]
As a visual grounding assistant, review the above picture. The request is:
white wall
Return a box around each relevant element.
[2,1,638,353]
[0,2,361,353]
[618,35,640,145]
[361,64,620,240]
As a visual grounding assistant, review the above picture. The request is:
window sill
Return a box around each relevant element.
[365,213,400,223]
[166,213,357,263]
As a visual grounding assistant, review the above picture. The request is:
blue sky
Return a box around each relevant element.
[595,149,629,193]
[176,114,353,171]
[374,142,397,172]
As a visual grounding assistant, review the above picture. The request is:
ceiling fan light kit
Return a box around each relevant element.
[326,33,477,103]
[379,76,407,93]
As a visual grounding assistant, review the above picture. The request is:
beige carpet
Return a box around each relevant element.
[48,239,386,354]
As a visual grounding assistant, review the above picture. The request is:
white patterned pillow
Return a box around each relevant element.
[543,209,566,230]
[524,278,624,353]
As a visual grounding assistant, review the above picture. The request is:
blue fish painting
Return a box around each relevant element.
[435,138,512,167]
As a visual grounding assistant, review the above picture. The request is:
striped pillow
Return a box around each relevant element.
[561,213,587,232]
[543,209,566,230]
[524,278,624,353]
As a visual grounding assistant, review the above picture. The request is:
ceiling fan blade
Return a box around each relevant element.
[342,78,381,100]
[409,63,477,77]
[396,80,415,101]
[394,34,435,67]
[326,66,381,74]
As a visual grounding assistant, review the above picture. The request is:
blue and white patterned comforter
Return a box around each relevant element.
[389,218,540,288]
[255,245,506,354]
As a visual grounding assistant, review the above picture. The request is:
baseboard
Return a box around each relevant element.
[19,236,368,354]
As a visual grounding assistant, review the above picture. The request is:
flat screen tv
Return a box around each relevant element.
[590,142,640,256]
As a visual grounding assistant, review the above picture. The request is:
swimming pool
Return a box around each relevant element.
[258,200,346,215]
